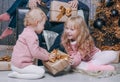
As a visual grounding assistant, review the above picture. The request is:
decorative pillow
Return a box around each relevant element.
[78,10,85,20]
[43,30,58,50]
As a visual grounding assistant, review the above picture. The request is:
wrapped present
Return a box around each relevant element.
[50,1,78,22]
[0,45,12,70]
[0,55,11,70]
[43,49,70,75]
[0,61,11,70]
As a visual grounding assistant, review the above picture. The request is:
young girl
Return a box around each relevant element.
[61,16,119,71]
[8,8,52,79]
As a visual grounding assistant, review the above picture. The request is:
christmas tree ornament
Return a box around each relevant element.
[111,9,119,17]
[93,18,105,30]
[105,0,114,7]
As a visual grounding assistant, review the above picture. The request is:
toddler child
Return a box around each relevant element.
[61,16,119,71]
[8,8,52,79]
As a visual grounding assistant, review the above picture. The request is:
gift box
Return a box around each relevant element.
[43,49,70,75]
[0,55,11,70]
[50,1,78,22]
[0,61,11,71]
[0,45,12,71]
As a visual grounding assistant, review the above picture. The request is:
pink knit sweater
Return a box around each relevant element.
[11,27,49,68]
[68,41,101,68]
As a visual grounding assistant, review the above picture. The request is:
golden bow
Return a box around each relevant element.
[57,6,72,21]
[49,49,69,63]
[0,55,11,62]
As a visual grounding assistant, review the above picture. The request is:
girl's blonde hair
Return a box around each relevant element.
[61,16,94,60]
[24,8,46,27]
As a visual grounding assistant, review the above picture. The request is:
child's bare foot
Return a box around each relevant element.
[0,28,13,39]
[0,13,10,22]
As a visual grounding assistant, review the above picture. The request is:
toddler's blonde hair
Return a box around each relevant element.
[62,16,95,60]
[24,8,46,27]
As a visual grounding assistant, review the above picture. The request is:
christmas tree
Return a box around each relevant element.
[91,0,120,50]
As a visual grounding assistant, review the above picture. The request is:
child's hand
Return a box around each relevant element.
[49,54,56,59]
[36,0,42,5]
[68,0,78,8]
[48,54,56,62]
[28,0,38,9]
[69,55,74,65]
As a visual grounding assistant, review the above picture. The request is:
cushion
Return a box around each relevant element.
[16,8,29,38]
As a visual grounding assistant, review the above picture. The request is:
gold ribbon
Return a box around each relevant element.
[49,49,69,63]
[0,55,11,62]
[57,6,72,21]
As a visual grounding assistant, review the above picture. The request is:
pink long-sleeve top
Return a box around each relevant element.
[11,27,49,68]
[67,41,101,68]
